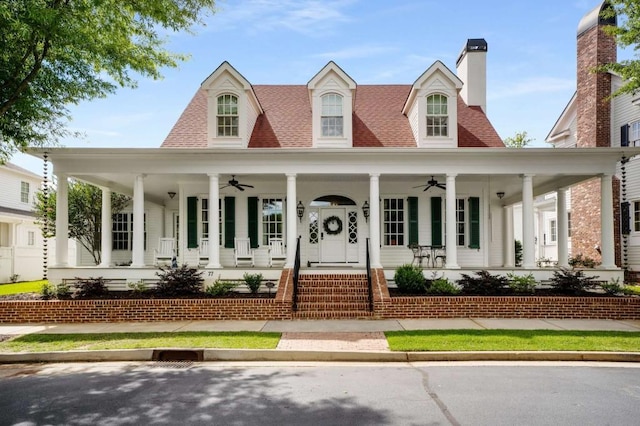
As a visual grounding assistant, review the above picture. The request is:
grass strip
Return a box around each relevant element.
[0,331,281,352]
[0,280,47,295]
[385,330,640,352]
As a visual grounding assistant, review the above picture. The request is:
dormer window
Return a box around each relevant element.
[321,93,344,137]
[426,94,448,137]
[217,94,239,137]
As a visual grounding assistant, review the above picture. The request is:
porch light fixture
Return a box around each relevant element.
[362,201,370,222]
[168,191,176,199]
[296,201,305,222]
[496,191,505,199]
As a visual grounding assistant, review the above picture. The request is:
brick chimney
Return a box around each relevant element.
[456,39,487,113]
[572,1,620,264]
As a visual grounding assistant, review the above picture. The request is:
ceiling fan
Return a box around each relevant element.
[221,175,254,191]
[413,176,446,191]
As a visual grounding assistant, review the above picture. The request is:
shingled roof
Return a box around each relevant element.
[161,85,503,148]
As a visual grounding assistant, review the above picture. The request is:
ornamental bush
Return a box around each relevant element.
[243,273,263,294]
[394,264,426,294]
[549,268,598,295]
[74,277,109,298]
[156,264,204,296]
[205,279,237,296]
[457,270,508,295]
[507,273,537,294]
[425,277,460,295]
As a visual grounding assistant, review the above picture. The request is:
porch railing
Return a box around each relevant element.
[292,235,301,312]
[366,237,373,312]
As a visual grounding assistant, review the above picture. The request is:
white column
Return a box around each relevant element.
[521,174,535,269]
[55,172,69,267]
[600,174,616,269]
[557,189,569,268]
[369,174,382,268]
[131,174,146,267]
[285,174,297,268]
[99,188,112,267]
[207,174,222,268]
[445,174,459,269]
[503,205,515,267]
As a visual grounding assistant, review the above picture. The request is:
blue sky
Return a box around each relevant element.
[11,0,624,173]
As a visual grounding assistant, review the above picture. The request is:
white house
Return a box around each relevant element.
[546,1,640,282]
[29,37,639,300]
[0,163,45,282]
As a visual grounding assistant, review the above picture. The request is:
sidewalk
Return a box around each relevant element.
[1,318,639,364]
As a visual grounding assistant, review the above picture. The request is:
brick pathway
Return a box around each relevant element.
[276,332,389,351]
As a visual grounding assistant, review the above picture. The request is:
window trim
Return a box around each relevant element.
[20,181,30,204]
[112,212,146,251]
[634,200,640,233]
[216,93,239,137]
[261,197,285,246]
[382,197,405,247]
[320,93,344,138]
[426,93,449,138]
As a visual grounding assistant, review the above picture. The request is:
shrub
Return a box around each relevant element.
[156,264,204,296]
[41,282,71,300]
[569,254,598,269]
[243,273,263,294]
[205,279,237,296]
[623,285,640,296]
[549,268,598,295]
[507,273,537,294]
[394,264,426,294]
[127,280,149,294]
[514,240,523,267]
[74,277,109,298]
[457,270,508,295]
[426,277,460,295]
[600,278,622,295]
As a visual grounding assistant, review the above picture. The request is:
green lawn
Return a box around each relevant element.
[385,330,640,352]
[0,331,281,352]
[0,280,47,295]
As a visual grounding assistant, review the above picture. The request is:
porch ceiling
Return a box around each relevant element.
[28,147,640,205]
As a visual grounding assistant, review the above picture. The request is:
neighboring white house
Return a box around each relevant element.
[29,37,639,288]
[0,163,45,282]
[546,1,640,281]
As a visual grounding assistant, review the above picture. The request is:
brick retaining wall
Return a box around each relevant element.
[0,298,292,323]
[377,296,640,320]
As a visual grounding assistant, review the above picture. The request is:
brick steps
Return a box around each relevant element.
[294,273,371,319]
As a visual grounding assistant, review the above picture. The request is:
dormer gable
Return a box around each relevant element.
[402,61,462,148]
[201,61,263,148]
[307,61,356,148]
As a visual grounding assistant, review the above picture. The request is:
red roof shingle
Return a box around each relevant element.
[161,85,503,149]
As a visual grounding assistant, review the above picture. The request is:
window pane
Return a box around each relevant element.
[383,198,405,247]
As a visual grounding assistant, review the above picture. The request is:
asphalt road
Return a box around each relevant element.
[0,361,639,425]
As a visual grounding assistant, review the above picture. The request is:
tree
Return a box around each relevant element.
[503,131,533,148]
[600,1,640,96]
[34,180,131,265]
[0,0,215,163]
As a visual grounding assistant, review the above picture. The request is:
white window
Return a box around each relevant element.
[321,93,343,137]
[262,198,284,245]
[549,219,557,243]
[567,212,572,237]
[28,231,35,246]
[634,201,640,232]
[456,199,465,246]
[630,121,640,146]
[201,198,209,239]
[383,198,404,246]
[112,213,146,250]
[217,94,238,137]
[426,94,448,137]
[20,181,29,203]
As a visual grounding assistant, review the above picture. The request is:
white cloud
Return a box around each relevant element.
[311,45,397,60]
[208,0,356,35]
[488,77,575,100]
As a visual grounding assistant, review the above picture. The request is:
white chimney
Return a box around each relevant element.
[456,38,487,113]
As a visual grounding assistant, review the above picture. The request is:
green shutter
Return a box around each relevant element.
[431,197,442,246]
[408,197,419,245]
[187,197,198,249]
[224,197,235,248]
[248,196,259,248]
[469,196,480,249]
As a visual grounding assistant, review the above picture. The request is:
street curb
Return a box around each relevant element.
[1,349,639,363]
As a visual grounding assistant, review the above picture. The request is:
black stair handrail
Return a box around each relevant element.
[366,237,373,312]
[292,235,301,312]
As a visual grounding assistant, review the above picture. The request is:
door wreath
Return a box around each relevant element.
[323,215,343,235]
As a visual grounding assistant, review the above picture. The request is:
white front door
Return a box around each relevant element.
[320,207,346,263]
